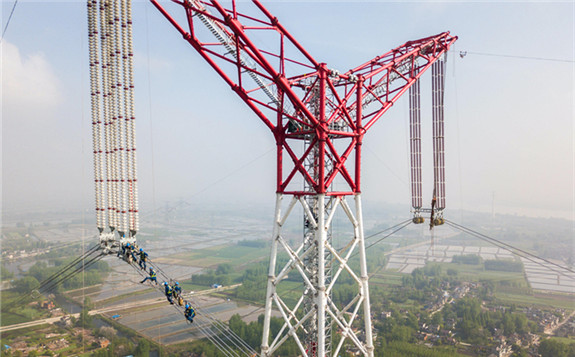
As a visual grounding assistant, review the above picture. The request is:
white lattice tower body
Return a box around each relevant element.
[261,193,374,357]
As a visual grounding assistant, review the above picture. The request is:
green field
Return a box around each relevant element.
[495,291,575,310]
[549,336,575,345]
[0,291,50,325]
[366,259,574,312]
[370,271,404,287]
[156,243,269,268]
[0,324,52,340]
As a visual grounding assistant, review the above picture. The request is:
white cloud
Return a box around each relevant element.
[2,40,63,113]
[1,41,76,211]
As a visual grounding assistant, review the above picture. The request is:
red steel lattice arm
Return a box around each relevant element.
[150,0,457,195]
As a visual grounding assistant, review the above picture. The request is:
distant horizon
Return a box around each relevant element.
[2,195,573,225]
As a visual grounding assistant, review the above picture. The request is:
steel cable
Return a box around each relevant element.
[350,219,413,261]
[364,218,413,241]
[159,267,257,355]
[39,253,105,294]
[34,244,101,292]
[239,218,416,329]
[1,245,101,312]
[1,0,18,43]
[135,259,256,356]
[445,220,575,278]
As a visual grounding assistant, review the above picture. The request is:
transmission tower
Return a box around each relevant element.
[150,1,456,356]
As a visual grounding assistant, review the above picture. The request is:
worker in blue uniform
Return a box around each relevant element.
[138,248,148,270]
[184,303,196,323]
[118,242,130,258]
[173,281,182,297]
[163,282,174,304]
[173,281,183,305]
[129,244,139,262]
[140,267,157,285]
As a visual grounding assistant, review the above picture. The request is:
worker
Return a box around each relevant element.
[163,282,174,304]
[184,303,196,323]
[138,248,148,270]
[140,267,157,285]
[429,194,437,230]
[129,244,139,262]
[118,242,130,258]
[173,281,184,305]
[173,281,182,297]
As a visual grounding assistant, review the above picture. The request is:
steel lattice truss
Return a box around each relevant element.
[264,193,374,356]
[150,1,457,356]
[151,0,456,196]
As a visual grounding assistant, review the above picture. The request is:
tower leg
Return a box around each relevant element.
[317,194,327,357]
[261,193,283,356]
[356,194,374,357]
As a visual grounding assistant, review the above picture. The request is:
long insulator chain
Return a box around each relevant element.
[87,0,106,232]
[90,0,139,238]
[99,0,117,232]
[121,0,139,236]
[104,0,117,232]
[111,0,128,237]
[409,71,422,210]
[432,58,446,209]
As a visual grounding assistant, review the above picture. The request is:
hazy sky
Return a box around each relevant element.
[1,1,573,221]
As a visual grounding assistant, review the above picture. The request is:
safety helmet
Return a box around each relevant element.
[163,282,167,285]
[175,282,179,285]
[127,243,131,247]
[140,248,143,252]
[150,267,154,272]
[185,303,190,309]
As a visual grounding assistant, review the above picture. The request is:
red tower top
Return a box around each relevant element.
[151,0,457,195]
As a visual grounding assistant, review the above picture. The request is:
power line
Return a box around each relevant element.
[1,0,18,43]
[131,260,254,357]
[2,245,103,312]
[459,50,574,63]
[139,257,257,356]
[244,219,417,321]
[365,219,413,241]
[32,244,99,294]
[364,220,413,252]
[39,253,105,294]
[132,261,248,356]
[349,219,413,259]
[445,219,574,279]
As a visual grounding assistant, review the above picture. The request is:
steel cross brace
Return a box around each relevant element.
[149,0,456,196]
[261,194,374,356]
